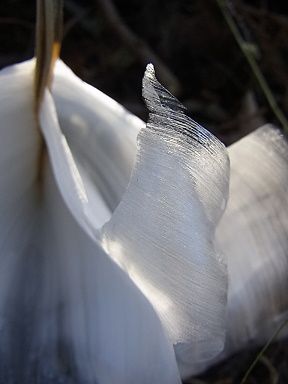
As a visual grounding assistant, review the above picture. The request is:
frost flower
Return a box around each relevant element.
[2,1,288,382]
[0,35,230,384]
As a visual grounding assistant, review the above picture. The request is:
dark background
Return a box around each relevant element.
[1,0,288,382]
[1,0,288,145]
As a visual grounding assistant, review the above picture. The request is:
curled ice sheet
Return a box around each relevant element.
[42,59,144,236]
[102,64,230,377]
[52,61,143,220]
[217,124,288,353]
[0,60,182,383]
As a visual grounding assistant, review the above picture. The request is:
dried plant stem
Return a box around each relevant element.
[34,0,63,183]
[216,0,288,134]
[35,0,63,111]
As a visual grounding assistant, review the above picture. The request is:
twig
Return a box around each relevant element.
[64,1,98,38]
[237,3,288,30]
[94,0,181,96]
[35,0,63,109]
[259,356,279,384]
[216,0,288,134]
[63,7,90,38]
[240,317,288,384]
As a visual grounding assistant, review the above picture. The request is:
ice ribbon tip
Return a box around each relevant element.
[143,61,187,118]
[145,63,155,79]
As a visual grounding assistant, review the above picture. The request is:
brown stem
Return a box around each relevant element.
[34,0,63,112]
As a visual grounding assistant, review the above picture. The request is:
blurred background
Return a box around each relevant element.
[1,0,288,382]
[1,0,288,145]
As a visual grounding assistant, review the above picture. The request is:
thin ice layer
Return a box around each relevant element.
[102,64,230,377]
[0,62,41,362]
[217,124,288,352]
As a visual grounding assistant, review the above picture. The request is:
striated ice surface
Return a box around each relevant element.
[102,64,230,378]
[217,124,288,352]
[188,124,288,375]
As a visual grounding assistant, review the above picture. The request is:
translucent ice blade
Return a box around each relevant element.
[217,124,288,352]
[102,64,230,378]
